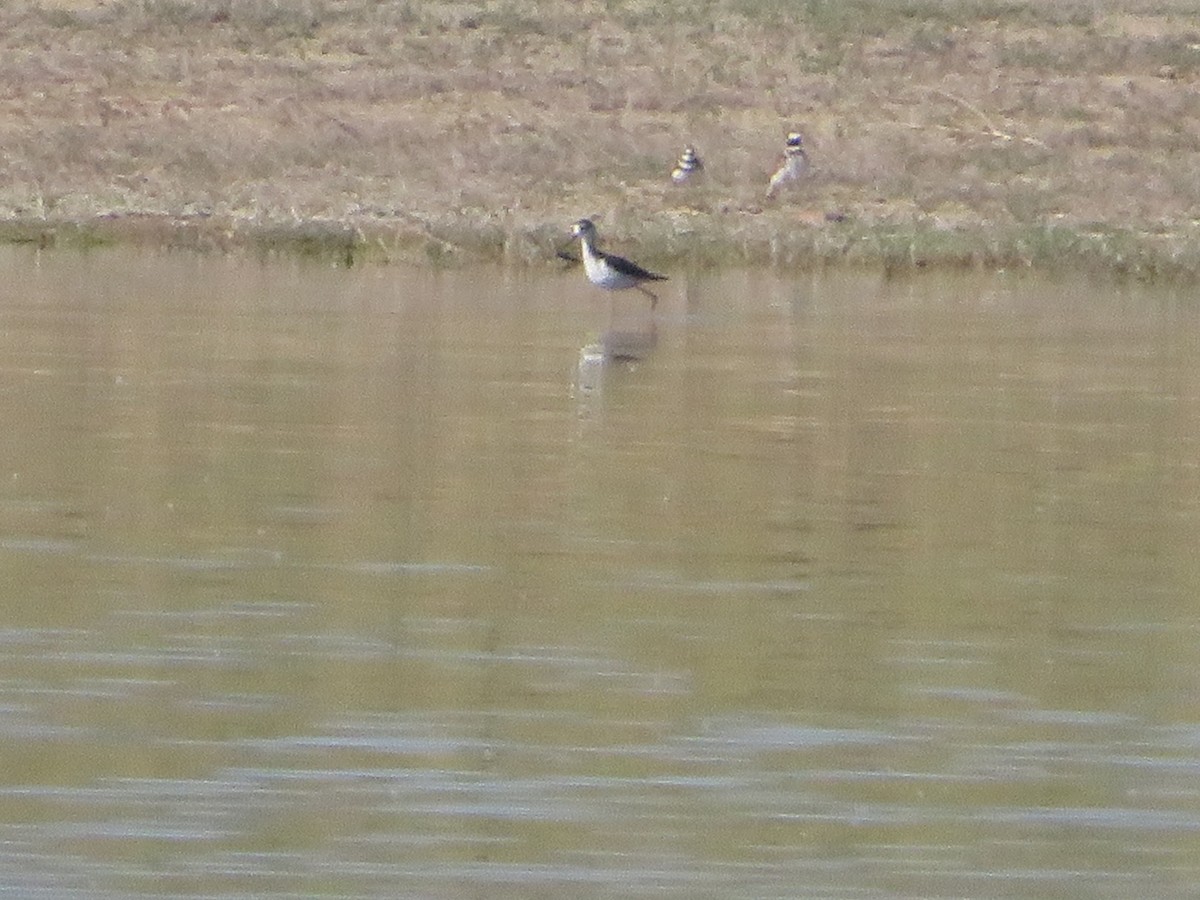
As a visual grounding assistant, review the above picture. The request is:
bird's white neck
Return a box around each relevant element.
[577,234,599,263]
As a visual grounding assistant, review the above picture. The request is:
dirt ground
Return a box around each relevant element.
[3,0,1200,275]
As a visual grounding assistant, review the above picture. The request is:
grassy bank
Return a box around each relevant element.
[3,0,1200,278]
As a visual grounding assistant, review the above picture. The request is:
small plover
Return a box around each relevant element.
[670,145,704,185]
[766,131,810,199]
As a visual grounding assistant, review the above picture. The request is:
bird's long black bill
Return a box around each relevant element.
[555,236,580,264]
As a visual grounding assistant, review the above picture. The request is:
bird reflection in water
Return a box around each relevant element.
[557,218,661,392]
[575,307,658,393]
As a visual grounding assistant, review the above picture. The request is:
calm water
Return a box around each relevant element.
[1,247,1199,898]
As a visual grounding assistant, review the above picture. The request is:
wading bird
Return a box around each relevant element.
[569,218,667,308]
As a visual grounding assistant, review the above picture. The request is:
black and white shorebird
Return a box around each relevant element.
[766,131,810,199]
[670,145,704,185]
[570,218,667,308]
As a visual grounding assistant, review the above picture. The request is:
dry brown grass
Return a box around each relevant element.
[4,0,1200,275]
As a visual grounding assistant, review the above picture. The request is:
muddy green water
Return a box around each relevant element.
[0,247,1198,898]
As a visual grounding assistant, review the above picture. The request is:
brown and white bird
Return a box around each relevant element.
[766,131,810,199]
[670,145,704,185]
